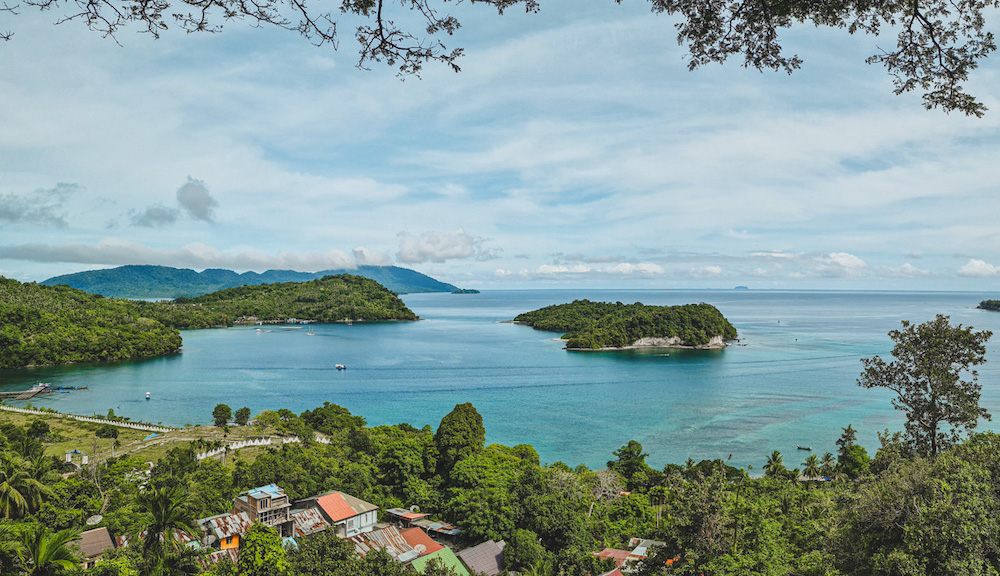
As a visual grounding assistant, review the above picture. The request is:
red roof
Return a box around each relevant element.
[315,491,377,522]
[399,527,444,556]
[595,548,632,567]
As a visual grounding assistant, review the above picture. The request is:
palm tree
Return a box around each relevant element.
[134,485,198,557]
[820,452,836,478]
[0,452,54,519]
[802,454,821,479]
[19,525,81,576]
[762,450,786,478]
[0,521,24,574]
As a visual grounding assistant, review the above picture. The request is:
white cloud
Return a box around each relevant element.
[353,246,392,266]
[812,252,868,278]
[0,239,356,272]
[495,268,513,277]
[881,262,933,278]
[691,265,723,278]
[957,259,1000,277]
[536,264,592,275]
[604,262,665,275]
[396,229,495,263]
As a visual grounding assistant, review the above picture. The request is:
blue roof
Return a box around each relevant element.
[245,484,285,499]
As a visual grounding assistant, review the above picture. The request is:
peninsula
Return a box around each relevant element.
[513,300,737,350]
[0,274,417,368]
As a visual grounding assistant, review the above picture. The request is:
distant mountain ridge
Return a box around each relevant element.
[42,265,459,298]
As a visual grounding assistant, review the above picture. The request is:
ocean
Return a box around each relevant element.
[2,289,999,471]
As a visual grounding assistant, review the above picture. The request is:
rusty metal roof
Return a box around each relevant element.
[349,525,419,563]
[198,512,253,540]
[291,507,330,537]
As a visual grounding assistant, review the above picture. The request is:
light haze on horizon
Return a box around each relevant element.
[2,0,1000,292]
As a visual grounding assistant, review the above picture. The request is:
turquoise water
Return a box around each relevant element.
[3,290,1000,471]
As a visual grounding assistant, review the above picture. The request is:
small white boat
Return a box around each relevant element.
[145,392,150,400]
[335,364,346,370]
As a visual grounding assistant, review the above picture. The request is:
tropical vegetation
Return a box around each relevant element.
[513,300,737,349]
[176,275,418,323]
[0,313,990,576]
[0,275,417,369]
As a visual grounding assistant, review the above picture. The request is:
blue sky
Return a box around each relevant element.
[2,0,1000,290]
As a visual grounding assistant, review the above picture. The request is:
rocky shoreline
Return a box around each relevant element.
[567,334,730,351]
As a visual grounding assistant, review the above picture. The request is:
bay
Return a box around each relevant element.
[2,289,1000,471]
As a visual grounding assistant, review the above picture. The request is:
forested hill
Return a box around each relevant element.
[178,274,419,323]
[41,264,458,298]
[0,278,192,369]
[514,300,737,350]
[0,275,416,368]
[980,300,1000,312]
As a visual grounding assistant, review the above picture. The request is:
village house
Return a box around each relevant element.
[294,490,378,537]
[197,511,254,551]
[456,539,505,576]
[233,484,294,538]
[71,527,116,569]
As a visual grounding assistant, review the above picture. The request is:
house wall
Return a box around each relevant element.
[339,510,378,537]
[220,535,239,550]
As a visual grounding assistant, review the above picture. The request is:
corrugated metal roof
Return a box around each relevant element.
[412,518,463,536]
[349,525,418,563]
[399,527,444,557]
[457,540,505,575]
[316,491,378,522]
[74,527,115,559]
[202,548,239,567]
[595,548,632,567]
[291,507,330,537]
[385,508,430,521]
[198,512,253,540]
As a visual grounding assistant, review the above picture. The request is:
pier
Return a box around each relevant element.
[0,383,50,400]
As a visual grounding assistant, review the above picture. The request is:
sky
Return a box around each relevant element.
[2,0,1000,291]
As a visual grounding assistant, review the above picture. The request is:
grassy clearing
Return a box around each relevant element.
[0,409,282,464]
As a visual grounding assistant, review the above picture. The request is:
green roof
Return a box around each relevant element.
[410,547,470,576]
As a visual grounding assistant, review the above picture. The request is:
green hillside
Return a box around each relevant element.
[514,300,737,349]
[178,274,419,323]
[41,264,458,298]
[0,278,187,369]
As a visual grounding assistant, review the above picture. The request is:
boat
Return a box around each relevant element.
[797,445,812,451]
[145,392,151,400]
[335,364,346,370]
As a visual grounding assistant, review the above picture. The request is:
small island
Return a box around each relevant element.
[451,288,481,294]
[0,274,417,369]
[979,300,1000,312]
[512,299,737,350]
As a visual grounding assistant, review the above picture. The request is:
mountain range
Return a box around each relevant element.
[41,265,459,298]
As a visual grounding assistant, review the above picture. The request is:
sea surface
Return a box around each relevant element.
[3,290,1000,471]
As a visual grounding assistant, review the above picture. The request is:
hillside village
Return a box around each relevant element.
[73,482,661,576]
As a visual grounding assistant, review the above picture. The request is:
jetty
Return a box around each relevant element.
[0,383,51,400]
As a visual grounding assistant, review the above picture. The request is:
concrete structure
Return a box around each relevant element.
[234,484,294,538]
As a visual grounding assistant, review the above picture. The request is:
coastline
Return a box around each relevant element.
[566,335,731,351]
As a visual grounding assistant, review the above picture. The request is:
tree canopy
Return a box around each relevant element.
[4,0,998,114]
[858,314,992,456]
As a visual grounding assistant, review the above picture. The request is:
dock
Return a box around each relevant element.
[0,383,51,400]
